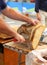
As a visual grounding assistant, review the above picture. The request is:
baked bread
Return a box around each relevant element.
[0,33,13,40]
[17,23,45,50]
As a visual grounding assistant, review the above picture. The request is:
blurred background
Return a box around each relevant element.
[1,0,37,27]
[3,0,47,27]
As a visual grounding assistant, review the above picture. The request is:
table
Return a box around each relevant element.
[3,41,47,65]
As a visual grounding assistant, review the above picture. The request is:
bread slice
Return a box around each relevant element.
[17,23,45,50]
[31,25,45,49]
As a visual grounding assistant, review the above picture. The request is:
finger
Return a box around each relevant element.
[37,18,41,21]
[37,56,47,63]
[35,20,40,24]
[19,36,25,42]
[36,59,44,63]
[31,22,36,25]
[20,39,25,43]
[16,38,25,43]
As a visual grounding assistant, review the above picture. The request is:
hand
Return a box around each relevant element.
[44,62,47,65]
[14,33,25,43]
[32,49,47,63]
[36,13,41,21]
[31,19,40,25]
[34,19,40,24]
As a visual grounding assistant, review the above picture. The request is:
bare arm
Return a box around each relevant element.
[0,17,17,36]
[0,18,25,42]
[1,6,36,25]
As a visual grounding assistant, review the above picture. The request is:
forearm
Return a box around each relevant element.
[0,18,17,37]
[2,7,33,23]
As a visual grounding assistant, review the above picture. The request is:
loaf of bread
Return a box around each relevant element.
[17,23,45,50]
[0,33,13,40]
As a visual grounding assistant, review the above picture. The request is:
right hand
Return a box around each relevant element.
[44,62,47,65]
[36,13,41,21]
[32,49,47,63]
[14,33,25,43]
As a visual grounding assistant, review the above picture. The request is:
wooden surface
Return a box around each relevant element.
[3,41,47,52]
[4,42,47,65]
[0,53,4,65]
[4,48,25,65]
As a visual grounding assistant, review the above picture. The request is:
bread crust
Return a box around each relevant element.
[17,23,45,50]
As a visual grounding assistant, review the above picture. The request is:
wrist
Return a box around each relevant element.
[24,15,33,23]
